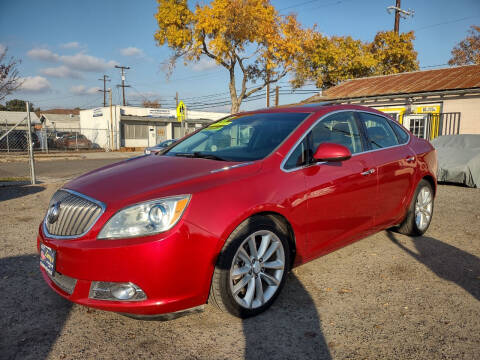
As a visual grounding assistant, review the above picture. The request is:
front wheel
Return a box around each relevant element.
[209,215,291,318]
[396,179,434,236]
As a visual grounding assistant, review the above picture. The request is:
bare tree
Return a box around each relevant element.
[449,25,480,66]
[0,47,23,102]
[142,100,162,108]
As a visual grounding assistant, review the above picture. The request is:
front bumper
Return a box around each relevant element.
[37,220,219,315]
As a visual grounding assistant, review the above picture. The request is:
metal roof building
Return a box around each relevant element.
[0,111,41,127]
[304,65,480,139]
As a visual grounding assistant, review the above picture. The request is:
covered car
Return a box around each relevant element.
[431,134,480,188]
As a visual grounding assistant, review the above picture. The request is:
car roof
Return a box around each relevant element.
[237,103,385,117]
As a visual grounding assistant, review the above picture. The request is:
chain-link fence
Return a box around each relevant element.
[0,128,35,152]
[0,127,117,153]
[38,127,115,152]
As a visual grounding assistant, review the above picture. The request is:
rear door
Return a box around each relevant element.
[357,112,416,228]
[283,111,377,258]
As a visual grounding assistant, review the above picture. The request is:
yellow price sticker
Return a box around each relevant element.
[206,117,233,131]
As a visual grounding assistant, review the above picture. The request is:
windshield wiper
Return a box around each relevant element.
[174,152,228,161]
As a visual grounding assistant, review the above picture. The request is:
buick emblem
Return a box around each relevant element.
[47,202,61,224]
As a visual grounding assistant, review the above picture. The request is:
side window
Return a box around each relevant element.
[284,137,310,170]
[385,112,399,122]
[311,112,363,154]
[359,113,399,149]
[283,111,364,170]
[390,121,410,144]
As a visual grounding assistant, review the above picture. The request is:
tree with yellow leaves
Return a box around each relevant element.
[154,0,308,113]
[293,33,377,89]
[293,30,419,89]
[449,25,480,66]
[370,31,419,75]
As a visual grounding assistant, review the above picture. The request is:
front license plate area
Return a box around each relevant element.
[40,243,56,276]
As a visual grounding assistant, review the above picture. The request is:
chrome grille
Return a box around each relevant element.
[44,189,105,238]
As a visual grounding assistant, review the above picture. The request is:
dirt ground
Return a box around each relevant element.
[0,182,479,360]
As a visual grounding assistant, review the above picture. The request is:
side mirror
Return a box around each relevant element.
[313,143,352,162]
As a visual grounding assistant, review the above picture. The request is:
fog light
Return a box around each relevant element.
[89,281,147,301]
[111,283,136,300]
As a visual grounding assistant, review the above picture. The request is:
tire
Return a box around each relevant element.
[396,179,434,236]
[209,215,291,318]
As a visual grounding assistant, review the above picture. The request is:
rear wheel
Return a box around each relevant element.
[209,215,290,318]
[396,179,434,236]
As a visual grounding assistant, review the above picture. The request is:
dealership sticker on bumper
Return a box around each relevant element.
[40,243,56,276]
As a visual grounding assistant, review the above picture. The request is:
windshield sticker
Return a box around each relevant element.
[206,117,234,131]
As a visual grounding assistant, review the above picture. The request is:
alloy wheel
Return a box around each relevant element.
[415,186,433,231]
[229,230,285,309]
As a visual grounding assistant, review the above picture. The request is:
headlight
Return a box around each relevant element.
[144,149,151,155]
[98,195,191,239]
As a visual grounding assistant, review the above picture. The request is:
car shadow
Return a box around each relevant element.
[0,254,72,359]
[242,273,332,360]
[387,231,480,301]
[0,184,45,202]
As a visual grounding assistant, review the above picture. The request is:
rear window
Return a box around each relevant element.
[358,113,399,149]
[166,112,310,162]
[390,121,410,144]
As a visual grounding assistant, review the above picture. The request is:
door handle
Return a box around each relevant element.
[406,156,415,163]
[361,169,375,176]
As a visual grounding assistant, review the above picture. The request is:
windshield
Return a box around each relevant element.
[165,112,309,162]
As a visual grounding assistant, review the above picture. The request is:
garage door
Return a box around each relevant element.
[173,123,182,139]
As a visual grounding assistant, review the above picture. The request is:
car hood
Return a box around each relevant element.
[64,155,260,208]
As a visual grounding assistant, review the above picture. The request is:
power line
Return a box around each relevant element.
[279,0,321,11]
[414,15,480,31]
[281,0,355,14]
[420,63,449,69]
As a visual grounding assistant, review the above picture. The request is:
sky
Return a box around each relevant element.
[1,0,479,113]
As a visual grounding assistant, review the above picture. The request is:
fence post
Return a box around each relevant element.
[26,102,36,185]
[45,128,49,154]
[5,119,9,153]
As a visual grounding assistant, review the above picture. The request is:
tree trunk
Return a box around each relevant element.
[230,98,241,113]
[228,68,241,113]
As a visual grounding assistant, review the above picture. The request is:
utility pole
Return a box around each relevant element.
[115,65,130,106]
[109,89,114,151]
[26,102,36,184]
[266,72,270,107]
[387,0,414,34]
[275,86,279,107]
[394,0,400,34]
[98,75,110,107]
[175,92,179,108]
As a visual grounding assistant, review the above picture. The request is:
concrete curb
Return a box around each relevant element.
[0,151,143,163]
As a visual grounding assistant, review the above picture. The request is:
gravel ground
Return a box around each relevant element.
[0,183,479,360]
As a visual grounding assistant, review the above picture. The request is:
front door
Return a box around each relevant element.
[148,126,156,146]
[403,114,428,139]
[303,111,377,257]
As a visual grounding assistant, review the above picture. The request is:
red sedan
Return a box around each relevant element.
[38,104,437,319]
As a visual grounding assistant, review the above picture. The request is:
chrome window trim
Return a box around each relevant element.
[42,189,106,240]
[280,109,411,173]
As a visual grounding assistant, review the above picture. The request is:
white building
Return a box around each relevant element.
[79,106,228,150]
[39,113,80,131]
[0,111,41,129]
